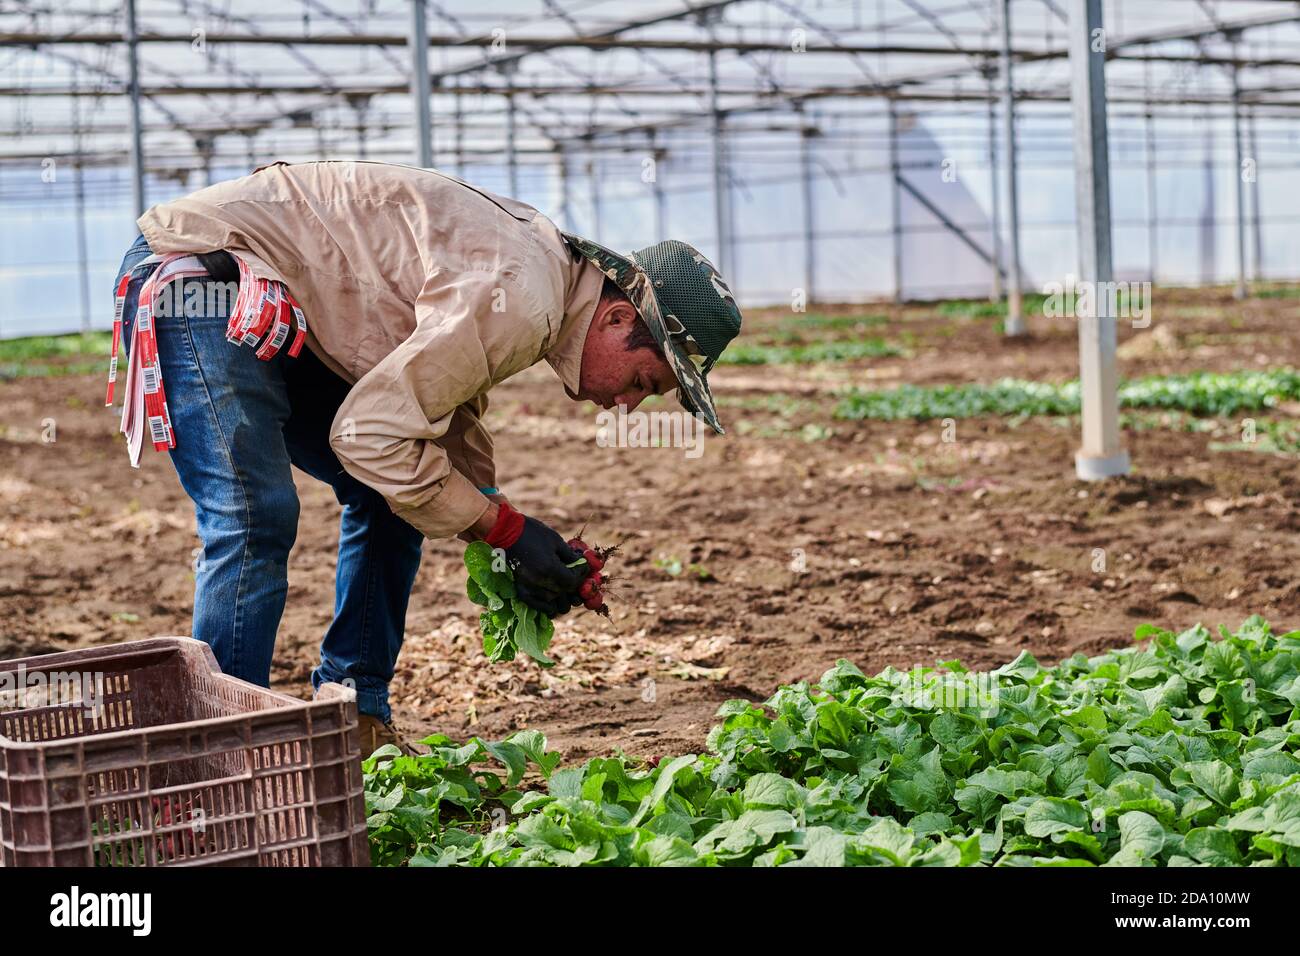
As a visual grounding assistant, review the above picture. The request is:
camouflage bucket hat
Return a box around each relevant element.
[562,233,742,434]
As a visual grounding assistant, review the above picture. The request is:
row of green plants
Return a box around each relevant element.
[834,369,1300,422]
[719,337,903,366]
[365,617,1300,867]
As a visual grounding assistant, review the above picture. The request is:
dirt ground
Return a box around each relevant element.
[2,285,1297,761]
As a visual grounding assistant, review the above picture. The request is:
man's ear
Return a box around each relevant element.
[590,296,638,337]
[606,299,638,329]
[590,299,614,332]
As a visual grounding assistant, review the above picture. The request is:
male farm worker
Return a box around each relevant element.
[112,160,742,752]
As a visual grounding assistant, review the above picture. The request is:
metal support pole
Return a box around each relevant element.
[556,146,570,230]
[708,50,730,276]
[409,0,433,168]
[505,86,518,197]
[453,81,463,178]
[888,99,903,303]
[1000,0,1025,335]
[72,67,90,333]
[348,95,370,160]
[589,156,602,241]
[124,0,146,217]
[196,136,214,186]
[1144,108,1158,283]
[1248,107,1263,281]
[649,131,667,240]
[799,112,816,305]
[986,69,1003,301]
[1230,55,1248,300]
[1069,0,1129,481]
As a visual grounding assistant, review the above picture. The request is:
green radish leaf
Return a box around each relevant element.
[1023,798,1088,837]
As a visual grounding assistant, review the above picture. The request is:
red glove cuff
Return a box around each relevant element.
[483,502,525,549]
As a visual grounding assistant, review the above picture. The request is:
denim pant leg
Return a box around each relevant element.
[281,349,424,722]
[114,240,300,686]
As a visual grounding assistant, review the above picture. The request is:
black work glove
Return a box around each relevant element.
[484,504,585,617]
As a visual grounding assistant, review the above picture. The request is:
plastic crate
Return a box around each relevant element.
[0,637,369,867]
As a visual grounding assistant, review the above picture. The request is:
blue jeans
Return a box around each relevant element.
[114,234,423,721]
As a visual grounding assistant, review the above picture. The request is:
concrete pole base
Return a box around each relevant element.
[1075,449,1131,481]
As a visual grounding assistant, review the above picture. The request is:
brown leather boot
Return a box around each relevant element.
[356,714,421,758]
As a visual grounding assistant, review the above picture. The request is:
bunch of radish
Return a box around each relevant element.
[568,537,616,615]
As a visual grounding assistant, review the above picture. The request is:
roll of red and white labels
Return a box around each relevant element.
[107,251,310,466]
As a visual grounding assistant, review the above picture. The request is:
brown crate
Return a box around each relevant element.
[0,638,369,867]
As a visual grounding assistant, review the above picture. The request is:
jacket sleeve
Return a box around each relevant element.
[329,269,544,538]
[439,392,496,493]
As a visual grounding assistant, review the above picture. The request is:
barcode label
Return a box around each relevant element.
[291,305,307,332]
[107,355,118,381]
[148,415,169,445]
[136,307,152,332]
[142,364,160,394]
[113,296,125,324]
[270,321,289,348]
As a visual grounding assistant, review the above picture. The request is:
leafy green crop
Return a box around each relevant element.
[1254,286,1300,300]
[365,616,1300,867]
[463,541,556,667]
[835,369,1300,422]
[764,313,890,342]
[934,294,1051,319]
[0,331,112,362]
[719,337,904,366]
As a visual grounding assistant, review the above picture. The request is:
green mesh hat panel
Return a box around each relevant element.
[630,240,743,369]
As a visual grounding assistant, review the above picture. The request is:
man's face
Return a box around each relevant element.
[569,297,675,412]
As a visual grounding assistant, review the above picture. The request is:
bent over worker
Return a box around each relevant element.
[110,160,743,752]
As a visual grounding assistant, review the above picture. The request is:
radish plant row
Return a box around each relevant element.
[364,616,1300,866]
[835,368,1300,422]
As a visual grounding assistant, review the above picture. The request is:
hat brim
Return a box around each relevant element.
[563,232,724,435]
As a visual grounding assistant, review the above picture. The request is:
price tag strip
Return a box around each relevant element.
[107,251,310,467]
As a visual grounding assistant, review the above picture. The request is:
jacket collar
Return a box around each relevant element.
[544,252,604,394]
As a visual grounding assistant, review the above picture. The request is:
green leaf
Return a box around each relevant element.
[464,541,515,599]
[1117,811,1166,862]
[637,834,699,867]
[1183,827,1243,866]
[965,767,1041,798]
[1184,760,1240,807]
[1023,798,1088,838]
[511,601,555,667]
[629,755,697,826]
[886,747,950,814]
[852,817,916,865]
[743,773,799,810]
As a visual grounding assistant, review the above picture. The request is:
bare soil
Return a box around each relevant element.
[2,285,1297,761]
